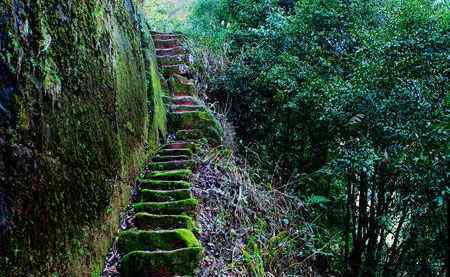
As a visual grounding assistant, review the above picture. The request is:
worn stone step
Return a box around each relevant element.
[134,213,195,230]
[163,141,195,151]
[152,154,190,162]
[158,148,193,157]
[176,128,222,145]
[170,95,199,106]
[139,179,191,190]
[169,111,222,133]
[144,169,192,181]
[147,160,195,171]
[140,189,191,202]
[162,64,190,78]
[133,198,198,215]
[118,229,200,254]
[154,39,179,49]
[120,248,202,277]
[156,46,185,56]
[169,74,196,96]
[157,54,188,65]
[171,104,205,112]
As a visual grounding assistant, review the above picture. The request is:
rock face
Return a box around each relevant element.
[0,0,166,275]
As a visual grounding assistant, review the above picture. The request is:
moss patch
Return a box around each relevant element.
[120,248,202,277]
[144,169,193,181]
[134,213,195,230]
[138,179,191,190]
[133,198,198,215]
[117,229,200,254]
[140,189,191,202]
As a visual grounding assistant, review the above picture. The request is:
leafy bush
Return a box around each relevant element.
[187,0,449,275]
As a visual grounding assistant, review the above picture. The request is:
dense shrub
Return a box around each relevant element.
[187,0,449,275]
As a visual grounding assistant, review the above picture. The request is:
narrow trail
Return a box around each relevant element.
[104,32,223,276]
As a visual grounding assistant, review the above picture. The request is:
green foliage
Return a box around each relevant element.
[187,0,449,275]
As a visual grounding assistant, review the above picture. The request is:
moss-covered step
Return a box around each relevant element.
[134,213,195,230]
[162,64,190,78]
[157,54,188,65]
[156,46,185,56]
[157,148,193,157]
[144,169,192,181]
[176,128,223,145]
[168,74,196,96]
[170,104,206,112]
[147,160,195,171]
[170,96,200,106]
[133,198,198,215]
[152,154,190,162]
[154,39,180,49]
[163,141,196,151]
[120,248,202,277]
[117,229,200,254]
[139,179,191,190]
[168,110,222,132]
[140,189,191,202]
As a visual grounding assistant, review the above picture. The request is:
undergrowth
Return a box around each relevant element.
[191,127,320,276]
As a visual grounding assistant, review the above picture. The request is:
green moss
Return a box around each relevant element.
[134,213,195,230]
[133,198,198,215]
[140,189,191,202]
[170,104,206,111]
[0,0,165,275]
[168,76,196,96]
[138,179,191,190]
[147,160,195,171]
[120,248,202,277]
[176,128,222,145]
[169,111,222,133]
[144,169,193,180]
[117,229,200,254]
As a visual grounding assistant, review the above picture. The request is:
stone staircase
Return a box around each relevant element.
[116,32,223,276]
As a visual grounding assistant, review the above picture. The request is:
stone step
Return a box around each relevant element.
[134,213,195,230]
[163,141,195,150]
[147,160,195,171]
[117,229,200,254]
[140,189,191,202]
[154,39,179,49]
[170,104,205,112]
[151,32,183,40]
[152,154,190,162]
[157,54,188,65]
[170,96,199,106]
[169,110,222,132]
[133,198,198,215]
[176,128,222,146]
[161,64,190,78]
[120,248,202,277]
[156,46,185,56]
[158,148,193,157]
[144,169,192,181]
[139,179,191,190]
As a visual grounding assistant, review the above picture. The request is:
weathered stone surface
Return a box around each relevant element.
[121,248,202,277]
[134,213,195,230]
[144,169,193,181]
[140,189,192,202]
[133,198,198,215]
[147,160,195,171]
[138,179,191,190]
[117,229,200,254]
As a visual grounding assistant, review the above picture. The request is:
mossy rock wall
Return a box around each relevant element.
[0,0,166,275]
